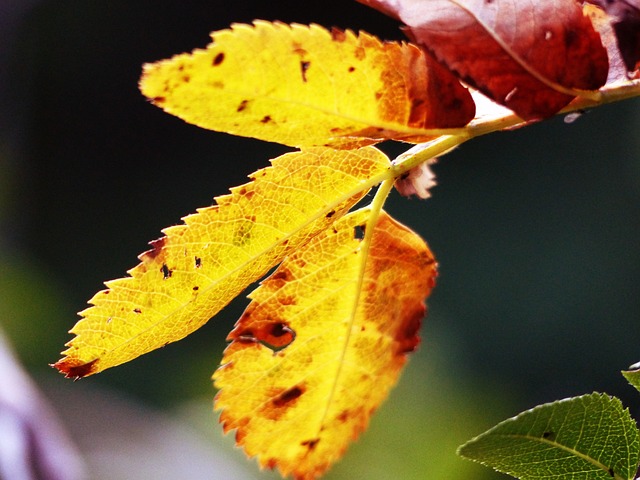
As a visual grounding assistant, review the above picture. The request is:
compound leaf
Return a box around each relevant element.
[54,147,390,378]
[140,21,474,149]
[214,210,437,479]
[458,393,640,480]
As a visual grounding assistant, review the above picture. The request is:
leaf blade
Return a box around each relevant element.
[213,210,437,479]
[139,21,474,148]
[54,147,391,378]
[458,393,640,480]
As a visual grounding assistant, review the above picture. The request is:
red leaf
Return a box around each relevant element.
[359,0,610,120]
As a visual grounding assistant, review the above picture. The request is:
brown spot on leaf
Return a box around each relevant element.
[140,237,167,261]
[237,99,249,112]
[270,268,292,287]
[395,305,425,354]
[53,358,99,379]
[301,438,320,450]
[272,385,304,408]
[325,209,336,219]
[260,115,273,123]
[193,286,199,291]
[212,52,225,66]
[300,60,311,82]
[194,256,202,268]
[152,96,166,105]
[331,27,346,42]
[133,308,142,314]
[258,384,306,421]
[337,410,350,423]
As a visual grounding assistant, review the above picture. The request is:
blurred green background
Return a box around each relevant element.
[1,1,639,479]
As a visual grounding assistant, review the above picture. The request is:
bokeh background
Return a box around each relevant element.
[1,1,639,479]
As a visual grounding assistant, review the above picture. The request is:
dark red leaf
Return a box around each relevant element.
[359,0,610,120]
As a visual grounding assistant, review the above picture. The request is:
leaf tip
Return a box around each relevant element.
[52,357,99,380]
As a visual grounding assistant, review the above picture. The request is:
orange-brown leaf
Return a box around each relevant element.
[213,210,437,479]
[139,21,474,149]
[54,147,390,378]
[360,0,610,119]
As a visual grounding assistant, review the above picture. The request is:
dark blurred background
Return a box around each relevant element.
[1,1,639,479]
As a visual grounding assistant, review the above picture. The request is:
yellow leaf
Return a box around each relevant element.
[214,209,437,479]
[139,21,474,149]
[54,147,390,378]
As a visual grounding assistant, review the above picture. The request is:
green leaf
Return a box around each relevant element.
[622,366,640,394]
[457,393,640,480]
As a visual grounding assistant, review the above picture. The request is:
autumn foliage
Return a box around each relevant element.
[54,0,640,479]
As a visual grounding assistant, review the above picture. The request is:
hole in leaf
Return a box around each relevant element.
[161,263,172,279]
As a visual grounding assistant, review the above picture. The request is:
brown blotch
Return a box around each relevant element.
[212,52,225,66]
[331,28,346,42]
[54,358,99,379]
[300,60,311,82]
[161,263,172,279]
[140,237,167,261]
[270,268,292,286]
[237,99,249,112]
[395,305,425,354]
[301,438,320,450]
[272,385,305,408]
[337,410,350,423]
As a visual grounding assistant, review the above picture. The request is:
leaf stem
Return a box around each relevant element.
[390,134,469,176]
[389,79,640,178]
